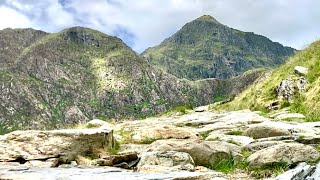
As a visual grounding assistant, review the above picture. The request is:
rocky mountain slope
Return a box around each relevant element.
[0,28,48,69]
[0,27,261,134]
[142,15,295,79]
[220,40,320,121]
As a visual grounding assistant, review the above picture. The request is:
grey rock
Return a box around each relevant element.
[244,141,285,152]
[307,162,320,180]
[294,66,308,76]
[247,143,320,168]
[0,129,114,165]
[137,151,195,173]
[95,152,138,166]
[275,113,305,120]
[296,77,309,92]
[277,77,295,102]
[243,125,291,139]
[0,165,224,180]
[205,134,254,146]
[295,135,320,145]
[276,162,315,180]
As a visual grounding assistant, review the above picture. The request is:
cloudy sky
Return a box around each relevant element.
[0,0,319,53]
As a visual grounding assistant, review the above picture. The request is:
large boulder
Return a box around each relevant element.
[137,151,195,173]
[146,139,241,167]
[0,129,114,165]
[243,125,291,139]
[247,143,319,168]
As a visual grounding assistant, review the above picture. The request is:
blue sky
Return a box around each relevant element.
[0,0,320,53]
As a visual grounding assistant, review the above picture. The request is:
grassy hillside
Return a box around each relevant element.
[143,15,295,80]
[218,40,320,121]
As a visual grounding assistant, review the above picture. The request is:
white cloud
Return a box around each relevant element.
[0,0,320,52]
[0,6,32,29]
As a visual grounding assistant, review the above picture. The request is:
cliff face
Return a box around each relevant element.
[0,27,261,133]
[142,15,295,80]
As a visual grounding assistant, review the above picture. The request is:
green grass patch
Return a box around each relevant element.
[225,130,243,136]
[107,140,121,155]
[199,130,213,139]
[250,162,289,179]
[226,140,240,146]
[210,155,236,173]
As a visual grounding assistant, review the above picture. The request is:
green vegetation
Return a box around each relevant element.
[210,155,236,173]
[117,130,134,144]
[208,149,288,178]
[164,104,194,116]
[250,162,289,179]
[226,140,240,146]
[199,130,214,139]
[107,140,121,155]
[217,40,320,121]
[225,130,243,136]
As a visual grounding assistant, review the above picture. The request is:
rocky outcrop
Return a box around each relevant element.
[0,129,114,165]
[137,151,195,173]
[247,143,320,168]
[243,125,291,139]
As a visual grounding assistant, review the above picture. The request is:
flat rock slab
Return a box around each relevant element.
[0,129,114,163]
[146,139,241,167]
[0,166,223,180]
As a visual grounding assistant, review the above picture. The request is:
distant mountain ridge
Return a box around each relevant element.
[142,15,295,79]
[0,26,261,134]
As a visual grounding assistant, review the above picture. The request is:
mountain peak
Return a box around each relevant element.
[195,15,221,24]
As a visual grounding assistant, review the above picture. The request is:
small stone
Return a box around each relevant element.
[294,66,308,76]
[96,152,138,166]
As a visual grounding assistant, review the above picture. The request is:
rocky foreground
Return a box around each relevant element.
[1,108,320,179]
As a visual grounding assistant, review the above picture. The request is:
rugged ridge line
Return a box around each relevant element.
[142,15,295,80]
